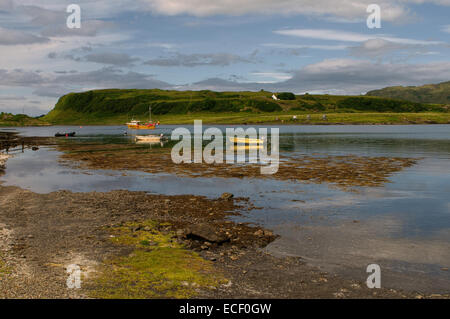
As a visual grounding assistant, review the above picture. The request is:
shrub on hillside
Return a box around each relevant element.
[277,92,296,100]
[245,99,282,112]
[337,97,427,112]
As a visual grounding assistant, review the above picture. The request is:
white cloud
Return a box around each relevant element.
[262,43,348,51]
[0,66,172,96]
[275,58,450,94]
[144,53,255,67]
[40,20,114,37]
[0,95,26,101]
[274,28,443,45]
[18,4,64,26]
[0,69,46,86]
[184,59,450,94]
[349,38,436,59]
[141,0,412,22]
[83,53,140,66]
[6,0,450,24]
[145,42,178,50]
[0,27,49,45]
[51,67,172,92]
[250,72,293,83]
[0,0,13,11]
[405,0,450,5]
[442,25,450,33]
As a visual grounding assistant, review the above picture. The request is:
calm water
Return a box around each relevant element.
[2,124,450,293]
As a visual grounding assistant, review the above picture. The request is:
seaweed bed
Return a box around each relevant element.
[58,142,418,189]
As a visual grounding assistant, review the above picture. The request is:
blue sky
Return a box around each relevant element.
[0,0,449,115]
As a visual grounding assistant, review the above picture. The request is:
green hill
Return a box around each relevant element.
[366,81,450,105]
[43,89,447,125]
[0,112,50,127]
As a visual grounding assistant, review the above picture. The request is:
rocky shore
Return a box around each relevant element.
[0,184,431,299]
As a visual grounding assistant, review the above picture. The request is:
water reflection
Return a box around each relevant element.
[1,124,450,293]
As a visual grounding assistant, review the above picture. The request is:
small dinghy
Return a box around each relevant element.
[135,134,167,142]
[229,137,264,144]
[55,132,76,137]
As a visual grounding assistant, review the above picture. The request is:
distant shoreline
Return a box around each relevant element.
[3,111,450,127]
[2,122,450,127]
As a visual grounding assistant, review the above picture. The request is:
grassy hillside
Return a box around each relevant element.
[0,112,50,127]
[43,89,448,125]
[367,81,450,105]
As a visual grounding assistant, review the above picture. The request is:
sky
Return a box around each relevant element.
[0,0,449,115]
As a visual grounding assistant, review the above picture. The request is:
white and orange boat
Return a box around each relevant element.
[126,106,159,130]
[126,120,157,130]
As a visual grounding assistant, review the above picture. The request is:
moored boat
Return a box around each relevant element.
[232,144,263,151]
[135,134,167,142]
[229,137,264,144]
[126,105,159,130]
[55,132,76,137]
[126,120,157,130]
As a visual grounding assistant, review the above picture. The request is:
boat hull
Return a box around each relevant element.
[229,137,263,144]
[127,124,156,130]
[135,135,161,142]
[55,132,76,137]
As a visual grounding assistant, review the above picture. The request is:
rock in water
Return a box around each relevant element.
[186,223,230,244]
[220,192,234,200]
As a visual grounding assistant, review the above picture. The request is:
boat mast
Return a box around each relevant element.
[149,105,152,123]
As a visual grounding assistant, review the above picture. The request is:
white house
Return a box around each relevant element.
[272,94,279,100]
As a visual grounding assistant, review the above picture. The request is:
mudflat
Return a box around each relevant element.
[0,185,423,299]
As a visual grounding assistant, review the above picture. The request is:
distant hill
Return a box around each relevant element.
[367,81,450,104]
[43,88,444,124]
[0,112,50,127]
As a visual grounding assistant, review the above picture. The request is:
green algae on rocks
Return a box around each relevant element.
[88,220,227,299]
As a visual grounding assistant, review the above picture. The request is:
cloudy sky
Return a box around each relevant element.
[0,0,450,115]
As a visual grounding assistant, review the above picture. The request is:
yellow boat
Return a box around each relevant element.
[232,144,263,151]
[229,137,264,144]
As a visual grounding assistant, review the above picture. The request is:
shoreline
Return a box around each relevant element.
[2,122,450,128]
[38,111,450,127]
[3,110,450,128]
[0,184,428,299]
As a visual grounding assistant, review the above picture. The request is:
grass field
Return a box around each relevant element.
[42,110,450,125]
[0,113,50,127]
